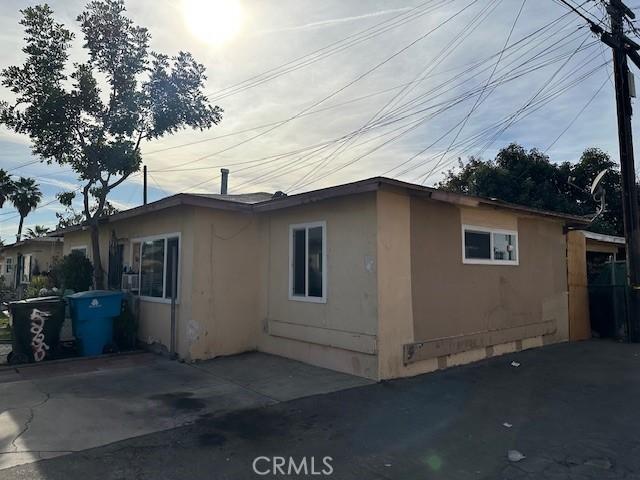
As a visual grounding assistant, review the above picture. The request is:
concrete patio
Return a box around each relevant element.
[0,351,371,470]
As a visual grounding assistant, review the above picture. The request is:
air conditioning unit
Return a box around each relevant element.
[121,273,139,293]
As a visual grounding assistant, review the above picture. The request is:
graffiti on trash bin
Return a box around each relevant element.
[30,308,51,362]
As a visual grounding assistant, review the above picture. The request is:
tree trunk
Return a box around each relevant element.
[16,215,24,242]
[90,221,105,289]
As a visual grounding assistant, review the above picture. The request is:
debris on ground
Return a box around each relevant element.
[510,361,521,367]
[584,458,612,470]
[507,450,526,462]
[502,422,513,428]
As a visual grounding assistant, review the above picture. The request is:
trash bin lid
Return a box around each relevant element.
[10,296,64,305]
[66,290,123,299]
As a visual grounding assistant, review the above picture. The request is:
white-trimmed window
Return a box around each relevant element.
[462,225,518,265]
[289,221,327,303]
[131,233,180,301]
[5,257,12,273]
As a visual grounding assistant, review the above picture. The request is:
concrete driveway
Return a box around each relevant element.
[0,351,371,470]
[3,340,640,480]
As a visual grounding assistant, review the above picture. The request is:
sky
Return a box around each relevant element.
[0,0,636,240]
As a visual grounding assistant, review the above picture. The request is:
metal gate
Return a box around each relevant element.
[588,260,628,340]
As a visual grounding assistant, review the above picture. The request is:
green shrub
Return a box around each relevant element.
[55,251,94,293]
[25,275,54,298]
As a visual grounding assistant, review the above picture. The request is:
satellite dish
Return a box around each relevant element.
[590,169,609,195]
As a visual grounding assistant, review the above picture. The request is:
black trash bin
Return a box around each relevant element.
[8,296,66,365]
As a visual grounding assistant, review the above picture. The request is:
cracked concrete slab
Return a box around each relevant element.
[0,351,369,471]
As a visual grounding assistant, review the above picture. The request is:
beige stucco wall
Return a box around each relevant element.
[58,189,571,381]
[188,207,264,360]
[63,206,196,358]
[258,193,379,379]
[396,197,569,376]
[376,189,415,380]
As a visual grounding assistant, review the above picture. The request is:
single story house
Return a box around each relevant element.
[0,237,64,289]
[57,177,587,380]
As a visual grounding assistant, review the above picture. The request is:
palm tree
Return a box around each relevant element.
[0,169,14,208]
[25,225,50,239]
[11,177,42,242]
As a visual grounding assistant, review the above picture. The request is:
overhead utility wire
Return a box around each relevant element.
[240,12,590,190]
[149,5,579,166]
[544,72,611,151]
[288,17,597,190]
[231,30,601,192]
[166,0,481,173]
[427,0,528,185]
[284,0,503,192]
[296,36,603,190]
[205,0,448,101]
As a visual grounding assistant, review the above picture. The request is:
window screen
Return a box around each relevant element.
[292,229,306,296]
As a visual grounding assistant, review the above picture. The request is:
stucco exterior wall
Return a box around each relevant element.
[58,188,572,380]
[399,197,568,375]
[376,189,415,380]
[258,193,379,379]
[188,207,264,360]
[62,207,196,358]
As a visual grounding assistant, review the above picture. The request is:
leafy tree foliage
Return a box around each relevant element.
[0,1,222,287]
[439,144,623,236]
[54,191,118,230]
[10,177,42,241]
[25,225,50,238]
[0,169,14,209]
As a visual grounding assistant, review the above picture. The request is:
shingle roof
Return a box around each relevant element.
[50,176,591,236]
[190,192,274,204]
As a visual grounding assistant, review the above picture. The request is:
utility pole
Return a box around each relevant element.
[595,0,640,340]
[143,165,148,206]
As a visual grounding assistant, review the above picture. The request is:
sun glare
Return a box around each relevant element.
[183,0,244,45]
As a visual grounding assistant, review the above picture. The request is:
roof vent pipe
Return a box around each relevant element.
[220,168,229,195]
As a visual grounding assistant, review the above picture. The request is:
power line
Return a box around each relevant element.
[146,4,581,167]
[165,0,482,173]
[427,0,528,185]
[544,72,611,151]
[284,0,503,193]
[284,21,599,191]
[205,0,450,101]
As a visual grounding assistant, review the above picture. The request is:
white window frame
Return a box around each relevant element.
[130,232,181,304]
[5,257,13,273]
[70,245,88,256]
[462,224,519,266]
[288,221,327,304]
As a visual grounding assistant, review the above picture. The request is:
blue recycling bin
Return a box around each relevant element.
[67,291,123,356]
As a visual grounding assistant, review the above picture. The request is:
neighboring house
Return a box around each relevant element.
[0,237,64,289]
[57,177,587,380]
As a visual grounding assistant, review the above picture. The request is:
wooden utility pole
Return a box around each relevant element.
[596,0,640,340]
[143,164,148,206]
